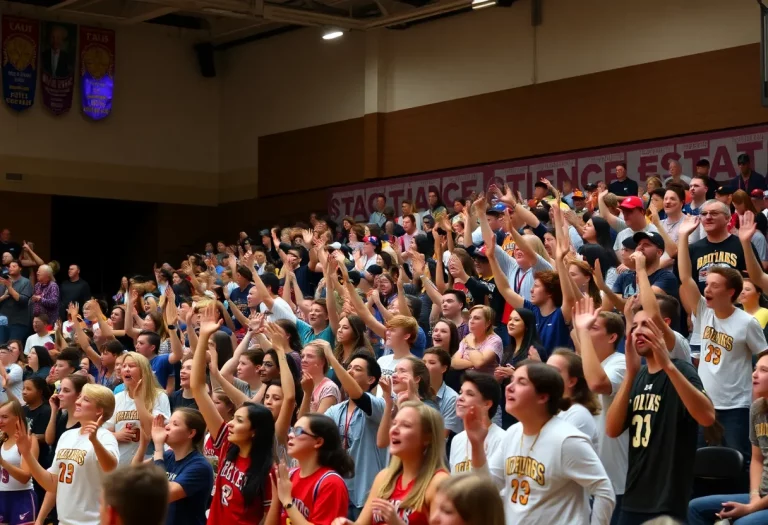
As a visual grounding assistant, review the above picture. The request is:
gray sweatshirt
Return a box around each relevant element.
[0,276,32,326]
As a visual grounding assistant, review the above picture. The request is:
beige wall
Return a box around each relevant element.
[0,24,220,205]
[1,0,761,206]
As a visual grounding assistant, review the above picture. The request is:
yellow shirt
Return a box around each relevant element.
[752,308,768,328]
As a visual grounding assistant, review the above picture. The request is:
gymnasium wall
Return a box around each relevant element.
[0,23,219,206]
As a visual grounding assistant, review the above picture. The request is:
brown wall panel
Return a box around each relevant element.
[256,43,768,209]
[380,43,768,179]
[0,192,51,261]
[258,118,365,197]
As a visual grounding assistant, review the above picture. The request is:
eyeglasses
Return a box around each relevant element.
[262,362,275,369]
[289,427,318,439]
[699,211,724,217]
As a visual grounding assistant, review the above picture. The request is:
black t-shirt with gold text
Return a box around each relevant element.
[622,359,705,520]
[688,234,758,294]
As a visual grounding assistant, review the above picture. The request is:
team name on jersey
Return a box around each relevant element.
[114,410,139,423]
[505,456,546,486]
[219,459,246,490]
[696,252,738,270]
[289,497,311,519]
[756,421,768,439]
[702,327,734,352]
[453,460,471,473]
[374,499,413,524]
[55,448,87,466]
[632,393,661,413]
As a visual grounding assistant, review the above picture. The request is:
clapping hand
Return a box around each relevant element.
[198,304,223,337]
[740,211,757,243]
[679,215,700,238]
[572,296,599,332]
[150,414,167,447]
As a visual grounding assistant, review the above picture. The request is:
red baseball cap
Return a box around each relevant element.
[619,196,644,210]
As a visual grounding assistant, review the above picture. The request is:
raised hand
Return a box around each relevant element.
[67,302,79,321]
[163,287,178,326]
[150,414,167,447]
[462,405,489,447]
[248,312,267,334]
[472,194,487,213]
[624,325,641,377]
[740,211,757,243]
[198,304,223,337]
[411,253,426,276]
[527,346,542,362]
[679,215,700,238]
[301,229,314,246]
[82,416,104,443]
[630,251,646,271]
[14,422,32,457]
[300,371,313,394]
[379,375,392,398]
[645,318,672,370]
[573,296,599,332]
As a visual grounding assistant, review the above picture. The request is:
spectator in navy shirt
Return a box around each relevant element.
[227,262,253,330]
[612,231,679,301]
[140,408,213,525]
[487,242,570,354]
[608,162,639,199]
[730,153,766,194]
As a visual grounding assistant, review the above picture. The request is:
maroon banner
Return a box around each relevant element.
[40,21,76,115]
[329,125,768,222]
[1,16,38,111]
[79,26,114,120]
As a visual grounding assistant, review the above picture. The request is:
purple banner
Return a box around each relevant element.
[79,26,114,120]
[2,16,39,111]
[40,21,76,115]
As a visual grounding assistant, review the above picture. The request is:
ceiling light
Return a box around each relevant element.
[472,0,496,9]
[322,28,344,40]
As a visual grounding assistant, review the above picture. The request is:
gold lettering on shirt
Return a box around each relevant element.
[505,456,546,486]
[114,410,139,423]
[696,252,738,271]
[55,448,87,466]
[631,393,662,413]
[702,327,734,352]
[755,422,768,439]
[454,460,471,473]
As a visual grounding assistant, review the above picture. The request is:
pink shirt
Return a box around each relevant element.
[458,333,503,375]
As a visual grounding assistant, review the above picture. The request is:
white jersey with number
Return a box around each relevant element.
[47,427,119,525]
[106,390,170,464]
[696,297,767,409]
[449,423,506,474]
[481,417,615,525]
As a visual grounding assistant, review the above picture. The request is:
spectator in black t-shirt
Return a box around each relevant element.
[58,264,91,321]
[608,163,639,200]
[0,229,21,260]
[605,309,714,523]
[169,358,198,411]
[695,159,719,200]
[688,200,759,294]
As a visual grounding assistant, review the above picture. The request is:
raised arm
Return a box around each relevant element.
[597,190,622,230]
[190,304,225,441]
[648,205,678,260]
[739,212,768,290]
[265,324,296,445]
[633,252,676,352]
[573,298,613,395]
[676,215,703,315]
[376,377,394,448]
[341,264,386,338]
[124,289,141,340]
[486,243,524,309]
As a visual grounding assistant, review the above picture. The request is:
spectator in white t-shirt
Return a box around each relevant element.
[251,271,297,324]
[679,214,767,467]
[599,194,658,255]
[0,342,23,403]
[24,313,53,355]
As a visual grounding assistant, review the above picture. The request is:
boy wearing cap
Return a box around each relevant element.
[612,232,678,301]
[598,193,659,255]
[730,153,766,194]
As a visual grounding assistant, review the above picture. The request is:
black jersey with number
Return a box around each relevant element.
[622,359,705,519]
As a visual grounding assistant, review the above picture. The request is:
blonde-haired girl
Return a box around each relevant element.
[335,401,449,525]
[106,352,170,464]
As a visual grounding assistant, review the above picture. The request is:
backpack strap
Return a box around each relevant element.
[313,471,344,503]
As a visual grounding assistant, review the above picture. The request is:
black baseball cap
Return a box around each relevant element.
[621,236,637,250]
[585,182,598,191]
[633,231,664,250]
[715,185,735,196]
[534,181,548,189]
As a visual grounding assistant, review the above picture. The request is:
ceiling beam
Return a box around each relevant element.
[49,0,92,10]
[119,6,180,24]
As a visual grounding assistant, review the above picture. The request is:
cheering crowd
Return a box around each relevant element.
[0,153,767,525]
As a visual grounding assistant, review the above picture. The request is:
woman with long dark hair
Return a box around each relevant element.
[267,413,353,525]
[495,308,545,429]
[546,349,600,450]
[23,346,53,381]
[0,399,36,525]
[329,314,374,387]
[582,216,615,254]
[192,304,276,525]
[431,319,461,392]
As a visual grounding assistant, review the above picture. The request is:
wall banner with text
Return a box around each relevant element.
[1,16,39,111]
[79,26,114,120]
[40,21,76,115]
[328,125,768,222]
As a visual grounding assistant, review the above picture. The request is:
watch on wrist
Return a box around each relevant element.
[167,324,177,331]
[283,502,293,510]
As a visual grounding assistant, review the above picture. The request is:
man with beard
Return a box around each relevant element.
[605,300,714,525]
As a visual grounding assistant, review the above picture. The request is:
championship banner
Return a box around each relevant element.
[79,26,114,120]
[1,16,38,111]
[328,125,768,222]
[40,21,76,115]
